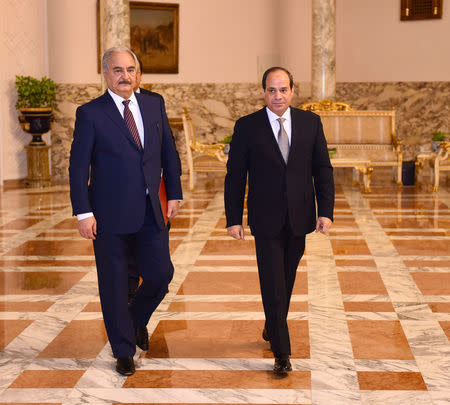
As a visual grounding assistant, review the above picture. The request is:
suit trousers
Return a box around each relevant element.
[254,223,305,358]
[93,197,173,358]
[128,221,172,298]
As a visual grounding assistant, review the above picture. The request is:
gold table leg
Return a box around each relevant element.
[356,166,373,193]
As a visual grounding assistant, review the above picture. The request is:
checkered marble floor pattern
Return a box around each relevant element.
[0,177,449,405]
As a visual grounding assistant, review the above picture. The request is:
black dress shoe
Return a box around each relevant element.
[273,357,292,374]
[135,325,149,350]
[116,356,135,376]
[262,328,270,342]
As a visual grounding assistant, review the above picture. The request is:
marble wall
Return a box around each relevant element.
[51,81,450,183]
[336,82,450,160]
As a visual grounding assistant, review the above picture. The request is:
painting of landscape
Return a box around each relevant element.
[130,2,179,73]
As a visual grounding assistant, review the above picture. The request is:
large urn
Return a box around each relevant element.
[18,108,52,187]
[18,107,53,145]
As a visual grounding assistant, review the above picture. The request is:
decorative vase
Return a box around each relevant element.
[18,107,52,145]
[431,141,441,153]
[18,107,52,187]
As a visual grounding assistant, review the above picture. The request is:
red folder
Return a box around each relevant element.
[159,177,168,224]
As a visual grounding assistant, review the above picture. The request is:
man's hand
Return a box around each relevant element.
[167,200,180,219]
[315,217,332,235]
[227,225,245,240]
[78,216,97,240]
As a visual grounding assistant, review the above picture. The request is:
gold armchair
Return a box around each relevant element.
[416,142,450,192]
[433,142,450,191]
[182,108,227,191]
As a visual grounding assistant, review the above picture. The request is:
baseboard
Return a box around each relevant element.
[2,179,27,191]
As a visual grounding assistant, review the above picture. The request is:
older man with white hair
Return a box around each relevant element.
[69,46,182,376]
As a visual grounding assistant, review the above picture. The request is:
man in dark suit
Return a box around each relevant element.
[126,56,181,301]
[69,46,182,376]
[134,55,151,96]
[224,67,334,375]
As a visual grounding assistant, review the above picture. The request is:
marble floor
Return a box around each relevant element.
[0,173,449,404]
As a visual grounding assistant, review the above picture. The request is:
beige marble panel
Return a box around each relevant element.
[51,84,102,183]
[50,81,449,183]
[50,82,308,182]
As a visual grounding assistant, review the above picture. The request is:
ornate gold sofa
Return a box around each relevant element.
[301,99,403,191]
[182,108,227,191]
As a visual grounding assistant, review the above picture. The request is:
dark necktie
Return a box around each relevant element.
[122,100,143,150]
[277,117,289,163]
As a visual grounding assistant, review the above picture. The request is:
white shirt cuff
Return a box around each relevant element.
[77,212,94,221]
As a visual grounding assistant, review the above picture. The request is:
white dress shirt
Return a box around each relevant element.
[266,107,292,146]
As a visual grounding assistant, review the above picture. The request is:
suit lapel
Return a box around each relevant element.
[259,108,287,166]
[289,108,309,164]
[289,108,299,162]
[135,93,158,162]
[101,92,142,151]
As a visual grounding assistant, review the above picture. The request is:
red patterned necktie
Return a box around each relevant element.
[122,100,143,150]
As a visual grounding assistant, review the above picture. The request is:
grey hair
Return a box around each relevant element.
[102,46,138,72]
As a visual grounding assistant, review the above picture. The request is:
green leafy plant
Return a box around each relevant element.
[220,134,233,144]
[432,131,447,142]
[15,75,58,109]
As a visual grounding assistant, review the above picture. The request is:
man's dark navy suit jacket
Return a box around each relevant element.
[69,91,182,234]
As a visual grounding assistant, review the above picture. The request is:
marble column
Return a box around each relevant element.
[311,0,336,100]
[99,0,131,90]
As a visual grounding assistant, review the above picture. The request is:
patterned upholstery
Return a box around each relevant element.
[182,108,227,191]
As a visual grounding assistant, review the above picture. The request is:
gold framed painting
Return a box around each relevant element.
[97,1,179,74]
[129,1,179,73]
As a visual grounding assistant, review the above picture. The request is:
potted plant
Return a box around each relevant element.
[431,131,447,152]
[220,134,233,153]
[15,75,58,145]
[328,147,337,158]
